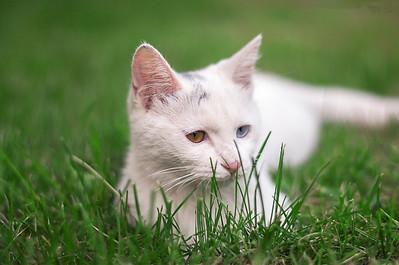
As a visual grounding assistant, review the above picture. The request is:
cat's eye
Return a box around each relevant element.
[186,130,206,143]
[236,125,250,138]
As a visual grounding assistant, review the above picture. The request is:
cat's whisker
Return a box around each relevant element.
[161,172,195,187]
[165,178,192,192]
[163,173,195,191]
[178,175,202,192]
[168,174,201,192]
[196,178,205,189]
[201,178,211,189]
[176,178,194,193]
[150,166,190,175]
[148,166,190,178]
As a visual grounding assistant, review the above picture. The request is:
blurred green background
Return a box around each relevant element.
[1,0,398,165]
[1,0,399,263]
[1,0,399,198]
[1,0,399,200]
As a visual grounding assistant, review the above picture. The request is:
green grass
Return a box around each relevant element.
[1,0,399,264]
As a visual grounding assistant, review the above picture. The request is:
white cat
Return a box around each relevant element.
[117,34,399,236]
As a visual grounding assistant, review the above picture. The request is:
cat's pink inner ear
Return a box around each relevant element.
[219,34,262,89]
[132,44,179,109]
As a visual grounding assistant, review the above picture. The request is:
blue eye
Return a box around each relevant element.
[236,125,250,138]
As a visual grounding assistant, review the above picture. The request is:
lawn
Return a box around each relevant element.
[0,0,398,264]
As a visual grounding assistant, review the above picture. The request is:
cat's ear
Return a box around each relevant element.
[218,34,262,89]
[131,43,180,109]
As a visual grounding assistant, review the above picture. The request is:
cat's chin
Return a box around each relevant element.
[214,173,237,183]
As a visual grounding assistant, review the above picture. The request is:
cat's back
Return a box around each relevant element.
[252,72,321,167]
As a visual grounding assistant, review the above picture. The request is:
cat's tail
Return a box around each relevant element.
[264,72,399,127]
[305,86,399,127]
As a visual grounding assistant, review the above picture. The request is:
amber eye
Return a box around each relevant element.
[186,130,206,143]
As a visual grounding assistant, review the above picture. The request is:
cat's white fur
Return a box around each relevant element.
[117,35,399,236]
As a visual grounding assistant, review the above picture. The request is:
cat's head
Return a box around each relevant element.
[128,35,263,186]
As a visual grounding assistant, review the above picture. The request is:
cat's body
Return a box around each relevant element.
[117,35,399,236]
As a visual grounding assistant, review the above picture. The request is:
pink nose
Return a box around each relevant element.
[221,161,241,174]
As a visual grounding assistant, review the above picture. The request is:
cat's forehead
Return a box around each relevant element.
[158,71,256,129]
[179,69,245,103]
[181,73,209,106]
[181,71,239,108]
[180,71,206,82]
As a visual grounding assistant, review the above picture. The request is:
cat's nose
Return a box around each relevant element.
[221,160,241,174]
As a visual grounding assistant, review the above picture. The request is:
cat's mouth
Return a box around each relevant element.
[215,175,232,182]
[214,172,241,183]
